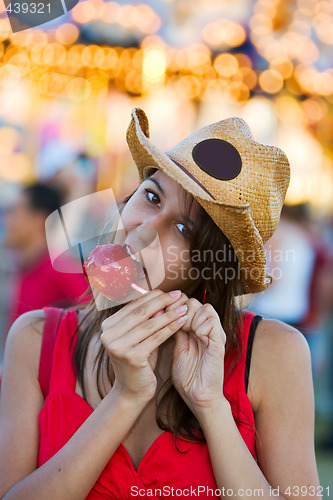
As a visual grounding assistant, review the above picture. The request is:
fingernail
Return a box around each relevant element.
[175,305,187,314]
[177,315,188,324]
[169,290,181,298]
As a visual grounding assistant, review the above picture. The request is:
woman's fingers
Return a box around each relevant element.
[173,328,190,358]
[101,304,188,352]
[191,303,215,331]
[193,318,215,347]
[164,292,189,313]
[125,314,188,362]
[179,297,202,333]
[102,289,164,329]
[191,304,226,347]
[102,289,182,334]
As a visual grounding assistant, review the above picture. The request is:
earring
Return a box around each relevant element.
[202,288,207,304]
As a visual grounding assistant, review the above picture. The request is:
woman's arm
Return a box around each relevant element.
[194,319,321,500]
[0,289,188,500]
[0,311,146,500]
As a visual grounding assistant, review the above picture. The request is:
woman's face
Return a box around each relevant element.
[114,170,200,295]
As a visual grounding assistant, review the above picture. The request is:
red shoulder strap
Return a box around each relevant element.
[39,307,64,399]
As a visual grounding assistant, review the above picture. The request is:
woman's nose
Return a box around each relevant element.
[136,224,159,247]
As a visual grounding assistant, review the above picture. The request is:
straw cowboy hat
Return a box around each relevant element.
[126,107,290,294]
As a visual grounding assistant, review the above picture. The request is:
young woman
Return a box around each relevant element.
[0,108,321,499]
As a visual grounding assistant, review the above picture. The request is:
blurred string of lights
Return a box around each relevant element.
[0,0,332,207]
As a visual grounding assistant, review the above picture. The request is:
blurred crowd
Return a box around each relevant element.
[0,170,333,451]
[0,152,102,360]
[251,203,333,450]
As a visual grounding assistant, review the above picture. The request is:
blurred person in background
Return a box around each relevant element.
[0,182,89,349]
[313,220,333,450]
[251,203,330,378]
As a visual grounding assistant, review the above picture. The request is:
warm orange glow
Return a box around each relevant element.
[100,1,121,22]
[235,53,252,68]
[202,79,229,102]
[117,5,135,29]
[66,77,91,101]
[259,69,283,93]
[0,64,21,89]
[227,23,247,47]
[93,47,106,68]
[3,46,20,64]
[290,19,312,37]
[301,97,328,123]
[203,19,246,48]
[55,23,80,46]
[137,5,162,34]
[39,72,69,97]
[42,43,66,67]
[316,21,333,44]
[214,54,239,78]
[169,48,187,72]
[270,56,293,79]
[67,45,85,70]
[294,65,333,96]
[30,42,47,66]
[187,44,211,76]
[81,45,103,68]
[125,70,142,94]
[142,45,166,89]
[0,19,12,42]
[275,96,305,125]
[0,127,21,155]
[0,153,32,183]
[294,65,317,93]
[98,48,119,70]
[118,49,132,70]
[263,40,288,61]
[229,81,250,102]
[174,75,202,100]
[132,50,143,70]
[8,53,31,77]
[316,71,333,96]
[71,1,97,24]
[249,13,273,37]
[240,68,257,89]
[87,71,108,97]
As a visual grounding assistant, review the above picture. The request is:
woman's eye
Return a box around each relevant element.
[176,222,190,238]
[145,189,160,206]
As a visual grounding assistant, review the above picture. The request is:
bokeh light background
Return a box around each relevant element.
[0,0,332,211]
[1,0,333,490]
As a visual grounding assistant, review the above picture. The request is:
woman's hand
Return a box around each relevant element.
[100,289,188,404]
[171,298,227,416]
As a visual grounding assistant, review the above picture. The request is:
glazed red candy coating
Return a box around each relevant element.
[83,243,140,301]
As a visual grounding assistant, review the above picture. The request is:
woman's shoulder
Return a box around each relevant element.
[248,317,312,412]
[1,310,46,396]
[7,309,46,339]
[4,310,46,362]
[253,317,310,354]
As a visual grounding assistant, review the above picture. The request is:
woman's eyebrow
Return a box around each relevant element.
[147,177,165,196]
[146,176,195,229]
[182,215,195,230]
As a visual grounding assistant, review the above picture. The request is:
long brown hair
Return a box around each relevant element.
[74,171,247,442]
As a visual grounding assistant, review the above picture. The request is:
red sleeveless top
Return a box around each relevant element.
[38,309,260,499]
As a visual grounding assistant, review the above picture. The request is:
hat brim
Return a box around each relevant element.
[126,107,272,294]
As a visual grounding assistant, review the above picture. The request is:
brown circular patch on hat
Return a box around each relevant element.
[192,138,242,181]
